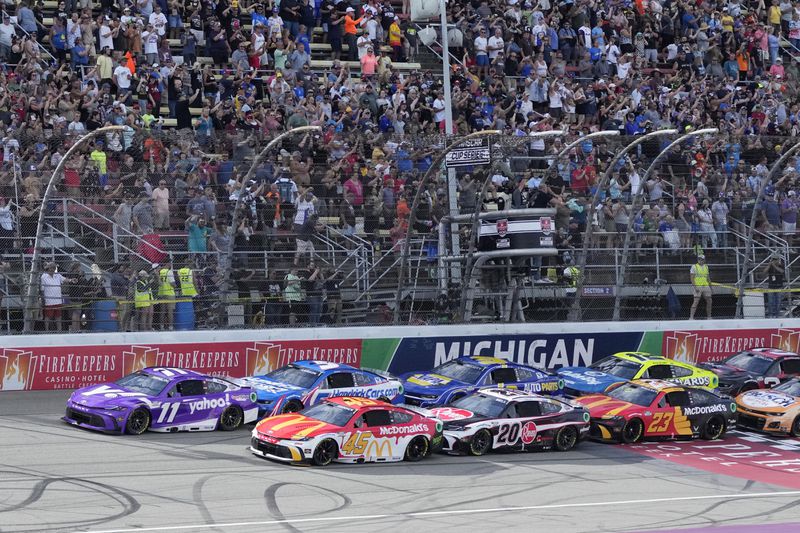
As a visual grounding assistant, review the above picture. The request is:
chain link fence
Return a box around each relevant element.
[0,128,797,334]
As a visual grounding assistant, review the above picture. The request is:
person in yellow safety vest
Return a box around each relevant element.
[158,265,176,331]
[689,254,712,320]
[178,266,197,298]
[134,269,154,331]
[563,260,581,295]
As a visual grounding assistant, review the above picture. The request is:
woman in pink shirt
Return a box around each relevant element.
[360,46,378,77]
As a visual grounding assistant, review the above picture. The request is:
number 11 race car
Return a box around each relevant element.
[576,380,736,443]
[250,397,442,466]
[430,388,590,455]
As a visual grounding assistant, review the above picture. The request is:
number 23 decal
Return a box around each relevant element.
[497,423,521,444]
[647,412,673,433]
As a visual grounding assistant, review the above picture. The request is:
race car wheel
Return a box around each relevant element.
[282,400,303,413]
[218,406,243,431]
[125,408,150,435]
[620,418,644,444]
[404,436,429,462]
[311,439,338,466]
[554,425,579,451]
[468,429,493,456]
[701,416,725,440]
[791,416,800,438]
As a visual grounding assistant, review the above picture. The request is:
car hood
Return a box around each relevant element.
[700,363,754,383]
[574,394,638,417]
[69,383,153,409]
[401,372,468,395]
[736,389,800,412]
[240,377,305,400]
[254,413,340,440]
[557,367,626,394]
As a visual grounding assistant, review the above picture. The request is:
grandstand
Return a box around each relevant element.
[0,0,798,333]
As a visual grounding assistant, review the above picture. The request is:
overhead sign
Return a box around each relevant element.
[478,216,556,250]
[445,137,491,168]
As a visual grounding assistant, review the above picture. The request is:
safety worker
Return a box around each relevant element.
[178,264,197,298]
[689,254,712,320]
[157,263,176,330]
[563,257,581,296]
[134,269,154,331]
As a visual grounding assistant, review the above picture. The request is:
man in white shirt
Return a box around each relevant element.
[114,63,132,93]
[40,262,66,331]
[149,5,168,36]
[0,15,16,60]
[432,90,446,129]
[474,27,489,76]
[356,33,371,59]
[487,27,504,60]
[143,25,159,65]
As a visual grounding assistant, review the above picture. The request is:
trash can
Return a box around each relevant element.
[175,300,195,330]
[92,300,119,332]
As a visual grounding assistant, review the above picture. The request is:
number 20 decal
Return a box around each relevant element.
[497,423,521,444]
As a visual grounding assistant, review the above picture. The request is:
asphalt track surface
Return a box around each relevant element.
[2,392,800,533]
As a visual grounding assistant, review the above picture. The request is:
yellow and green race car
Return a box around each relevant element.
[557,352,719,396]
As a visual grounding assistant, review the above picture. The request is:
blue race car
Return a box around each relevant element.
[400,356,563,407]
[240,360,404,416]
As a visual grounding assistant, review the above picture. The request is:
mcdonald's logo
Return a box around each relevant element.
[364,438,393,458]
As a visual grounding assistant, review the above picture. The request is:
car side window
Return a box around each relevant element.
[363,410,392,427]
[390,410,413,424]
[671,366,693,378]
[645,364,673,380]
[206,380,228,393]
[488,367,518,384]
[515,368,535,381]
[664,391,691,407]
[325,372,356,389]
[764,362,780,377]
[781,359,800,375]
[687,388,715,404]
[353,372,377,386]
[540,401,562,414]
[514,401,542,417]
[175,379,205,397]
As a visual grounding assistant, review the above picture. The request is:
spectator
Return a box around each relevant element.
[134,269,154,331]
[284,267,305,324]
[764,254,785,318]
[132,192,154,234]
[40,262,66,331]
[151,179,170,230]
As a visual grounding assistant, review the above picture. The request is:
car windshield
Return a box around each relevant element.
[451,393,508,418]
[115,372,169,396]
[434,361,484,384]
[724,352,775,374]
[774,380,800,396]
[607,383,658,407]
[301,402,356,427]
[590,357,642,379]
[265,365,321,388]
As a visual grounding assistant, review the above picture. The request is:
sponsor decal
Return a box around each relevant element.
[245,340,361,376]
[675,376,711,387]
[188,394,230,414]
[496,219,508,238]
[378,423,429,436]
[682,404,728,416]
[742,391,797,409]
[364,438,393,458]
[663,330,778,365]
[431,407,474,422]
[0,349,36,391]
[325,385,401,400]
[520,421,538,444]
[524,381,562,393]
[540,216,552,235]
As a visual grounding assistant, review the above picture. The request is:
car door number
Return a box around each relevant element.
[341,432,370,454]
[497,423,521,444]
[647,412,673,433]
[156,402,180,424]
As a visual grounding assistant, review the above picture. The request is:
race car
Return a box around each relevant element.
[575,379,736,443]
[241,361,404,416]
[63,367,259,434]
[558,352,718,396]
[735,378,800,437]
[700,348,800,396]
[430,388,590,455]
[401,356,563,407]
[250,397,442,466]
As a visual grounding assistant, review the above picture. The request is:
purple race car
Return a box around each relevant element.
[63,367,259,434]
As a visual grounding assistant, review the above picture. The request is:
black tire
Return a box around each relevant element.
[620,418,644,444]
[282,400,303,413]
[554,425,579,451]
[125,408,151,435]
[701,416,725,440]
[468,429,493,456]
[404,435,429,462]
[218,406,243,431]
[311,439,338,466]
[791,416,800,438]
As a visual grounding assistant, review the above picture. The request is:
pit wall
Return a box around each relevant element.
[2,319,800,391]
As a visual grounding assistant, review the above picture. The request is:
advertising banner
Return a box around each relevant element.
[660,328,800,365]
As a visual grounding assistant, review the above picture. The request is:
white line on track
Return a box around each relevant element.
[84,490,800,533]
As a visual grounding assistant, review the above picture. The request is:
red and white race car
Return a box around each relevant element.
[250,397,442,466]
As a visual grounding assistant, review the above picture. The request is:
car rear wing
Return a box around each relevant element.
[362,367,401,382]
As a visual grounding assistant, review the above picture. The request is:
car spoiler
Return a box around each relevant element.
[362,367,401,381]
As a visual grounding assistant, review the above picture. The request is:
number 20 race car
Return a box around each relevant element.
[250,397,442,466]
[430,388,590,455]
[63,367,259,434]
[735,378,800,436]
[576,379,736,443]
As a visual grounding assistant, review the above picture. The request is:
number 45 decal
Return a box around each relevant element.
[156,403,180,424]
[647,412,673,433]
[341,432,370,454]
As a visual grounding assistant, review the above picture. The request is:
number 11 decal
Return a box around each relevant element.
[156,403,180,424]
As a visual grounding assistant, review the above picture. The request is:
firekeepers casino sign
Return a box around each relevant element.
[661,328,800,365]
[0,340,362,391]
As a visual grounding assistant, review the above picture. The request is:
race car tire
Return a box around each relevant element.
[125,408,151,435]
[468,429,493,456]
[554,425,579,451]
[218,406,243,431]
[311,439,338,466]
[620,418,644,444]
[791,415,800,438]
[701,416,725,440]
[282,400,304,413]
[404,435,429,462]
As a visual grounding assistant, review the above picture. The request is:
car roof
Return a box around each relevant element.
[479,387,551,402]
[630,379,683,392]
[745,347,799,359]
[292,360,357,371]
[324,397,393,409]
[142,367,205,379]
[613,352,667,363]
[459,356,511,367]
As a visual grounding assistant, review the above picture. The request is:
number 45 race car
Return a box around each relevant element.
[430,388,590,455]
[576,379,736,443]
[250,397,442,466]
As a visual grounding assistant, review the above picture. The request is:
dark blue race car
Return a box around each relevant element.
[400,356,563,407]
